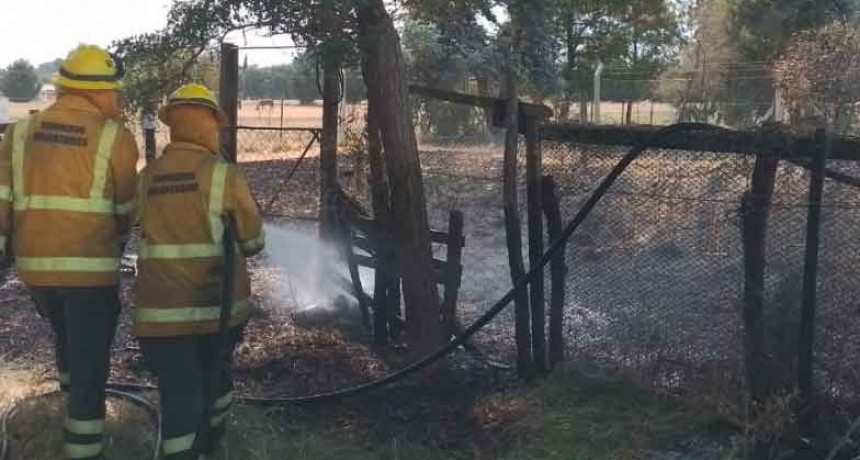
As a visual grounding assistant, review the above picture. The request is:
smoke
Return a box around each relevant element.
[261,222,373,312]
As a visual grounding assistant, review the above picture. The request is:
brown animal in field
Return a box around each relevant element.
[256,99,274,114]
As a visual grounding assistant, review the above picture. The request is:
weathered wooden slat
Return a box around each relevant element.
[352,235,376,254]
[408,84,552,120]
[354,254,377,269]
[442,210,465,336]
[430,230,465,247]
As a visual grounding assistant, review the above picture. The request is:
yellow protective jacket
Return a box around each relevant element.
[134,141,265,337]
[0,95,138,287]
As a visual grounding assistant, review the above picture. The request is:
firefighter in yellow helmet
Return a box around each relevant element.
[0,45,138,460]
[134,84,264,460]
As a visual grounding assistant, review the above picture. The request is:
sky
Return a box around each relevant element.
[0,0,294,69]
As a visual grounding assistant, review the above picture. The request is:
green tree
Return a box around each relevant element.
[0,59,42,102]
[544,0,681,121]
[289,54,320,105]
[117,0,447,353]
[656,0,742,124]
[1,60,41,102]
[36,58,63,84]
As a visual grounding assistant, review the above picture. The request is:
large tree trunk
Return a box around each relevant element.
[319,56,340,239]
[357,0,444,355]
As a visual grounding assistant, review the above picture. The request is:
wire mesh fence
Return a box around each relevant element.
[211,63,860,422]
[540,132,860,420]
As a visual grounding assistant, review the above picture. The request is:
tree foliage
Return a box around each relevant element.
[1,60,41,102]
[773,23,860,132]
[36,59,63,84]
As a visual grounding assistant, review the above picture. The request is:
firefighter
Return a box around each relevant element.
[134,84,264,460]
[0,45,138,459]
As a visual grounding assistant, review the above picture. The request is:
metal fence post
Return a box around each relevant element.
[219,43,239,163]
[592,61,604,124]
[797,127,828,442]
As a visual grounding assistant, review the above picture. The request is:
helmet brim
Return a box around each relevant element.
[54,74,121,91]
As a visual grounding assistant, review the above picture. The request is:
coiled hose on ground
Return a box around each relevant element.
[0,389,161,460]
[0,123,723,457]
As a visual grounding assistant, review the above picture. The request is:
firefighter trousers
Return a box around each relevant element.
[32,286,120,460]
[139,326,244,460]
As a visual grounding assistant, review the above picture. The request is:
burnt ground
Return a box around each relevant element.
[0,149,530,459]
[0,146,745,459]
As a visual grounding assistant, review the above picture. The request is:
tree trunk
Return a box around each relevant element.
[503,26,533,379]
[319,56,340,239]
[357,0,444,355]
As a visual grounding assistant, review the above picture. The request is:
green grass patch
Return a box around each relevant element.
[2,365,735,459]
[496,366,736,460]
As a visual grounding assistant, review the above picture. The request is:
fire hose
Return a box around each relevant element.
[1,389,161,460]
[1,123,725,458]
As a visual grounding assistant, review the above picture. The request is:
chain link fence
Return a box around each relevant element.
[223,73,860,423]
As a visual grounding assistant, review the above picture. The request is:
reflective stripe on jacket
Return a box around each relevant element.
[134,142,264,337]
[0,95,139,287]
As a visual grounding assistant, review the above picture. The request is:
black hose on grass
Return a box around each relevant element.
[0,389,161,460]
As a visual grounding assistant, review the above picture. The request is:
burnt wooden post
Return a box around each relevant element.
[797,128,828,440]
[219,43,239,163]
[526,116,547,374]
[542,175,566,369]
[503,42,533,379]
[442,210,464,337]
[366,94,392,345]
[741,151,779,459]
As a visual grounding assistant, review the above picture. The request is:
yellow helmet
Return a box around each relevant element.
[158,84,227,127]
[54,45,124,91]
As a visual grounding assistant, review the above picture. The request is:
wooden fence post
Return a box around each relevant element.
[526,116,547,374]
[797,128,828,441]
[503,37,533,379]
[442,210,464,337]
[366,94,392,345]
[219,43,239,163]
[542,175,566,369]
[742,152,779,458]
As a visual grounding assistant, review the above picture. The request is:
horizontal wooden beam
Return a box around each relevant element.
[353,254,461,286]
[408,85,552,122]
[539,123,860,161]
